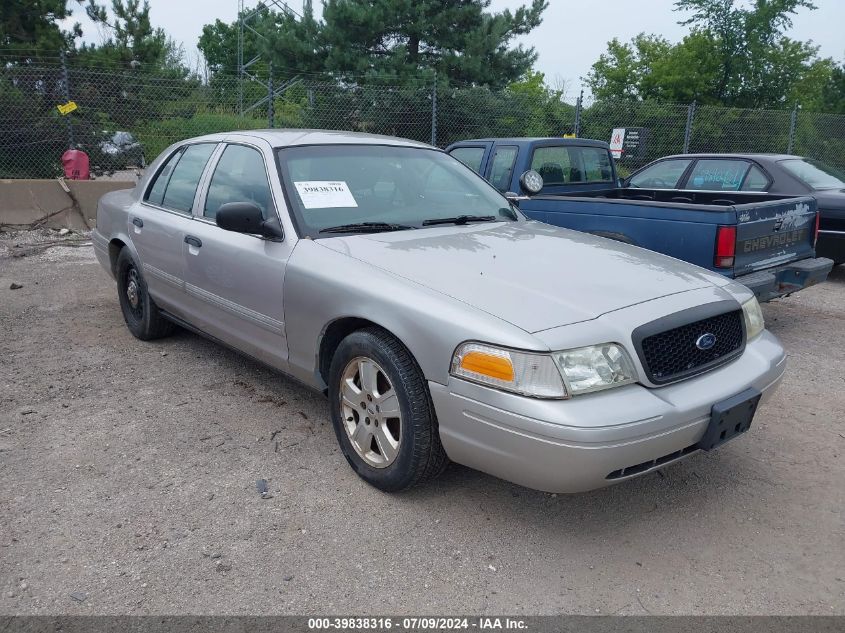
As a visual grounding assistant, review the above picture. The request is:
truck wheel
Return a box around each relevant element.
[328,328,448,492]
[116,248,175,340]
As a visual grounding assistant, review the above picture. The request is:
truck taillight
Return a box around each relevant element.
[814,211,820,247]
[715,226,736,268]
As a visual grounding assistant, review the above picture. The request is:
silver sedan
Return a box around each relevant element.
[92,130,786,493]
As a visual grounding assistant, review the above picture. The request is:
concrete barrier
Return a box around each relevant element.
[0,179,137,230]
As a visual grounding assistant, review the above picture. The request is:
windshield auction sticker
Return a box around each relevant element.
[294,181,358,209]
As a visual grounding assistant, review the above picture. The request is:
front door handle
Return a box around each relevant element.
[184,235,202,248]
[132,217,143,228]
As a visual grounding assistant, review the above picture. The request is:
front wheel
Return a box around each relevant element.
[328,328,448,492]
[116,248,175,340]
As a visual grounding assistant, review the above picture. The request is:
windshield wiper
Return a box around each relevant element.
[318,222,416,234]
[421,215,498,226]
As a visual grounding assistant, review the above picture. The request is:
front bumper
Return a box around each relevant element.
[736,256,833,302]
[431,330,786,493]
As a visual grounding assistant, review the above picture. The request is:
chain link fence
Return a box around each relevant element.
[2,63,845,179]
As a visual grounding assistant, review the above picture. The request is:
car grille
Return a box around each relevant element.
[637,309,745,384]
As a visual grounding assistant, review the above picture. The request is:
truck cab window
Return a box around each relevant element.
[449,147,486,174]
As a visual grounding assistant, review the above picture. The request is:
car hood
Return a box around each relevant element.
[318,221,731,333]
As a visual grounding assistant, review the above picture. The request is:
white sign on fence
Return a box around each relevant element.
[609,128,626,158]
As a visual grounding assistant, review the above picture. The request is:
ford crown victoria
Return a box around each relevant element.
[92,130,787,493]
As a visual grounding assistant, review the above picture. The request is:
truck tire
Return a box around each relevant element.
[328,327,448,492]
[115,247,175,340]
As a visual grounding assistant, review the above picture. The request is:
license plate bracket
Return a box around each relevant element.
[698,387,762,451]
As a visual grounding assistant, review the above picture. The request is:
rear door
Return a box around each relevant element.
[733,197,818,275]
[131,142,217,315]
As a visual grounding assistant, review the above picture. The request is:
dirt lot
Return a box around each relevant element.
[1,230,843,616]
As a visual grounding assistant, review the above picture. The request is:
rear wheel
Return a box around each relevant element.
[116,248,175,340]
[329,328,448,492]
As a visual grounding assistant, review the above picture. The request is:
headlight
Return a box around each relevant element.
[552,343,637,395]
[742,296,765,340]
[450,341,639,398]
[450,342,567,398]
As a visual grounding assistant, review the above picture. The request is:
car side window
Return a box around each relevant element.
[159,143,216,213]
[741,165,770,192]
[144,149,182,206]
[204,144,274,220]
[449,147,485,174]
[488,146,518,191]
[628,159,691,189]
[686,159,750,191]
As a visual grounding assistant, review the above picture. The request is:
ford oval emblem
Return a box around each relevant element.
[696,333,717,350]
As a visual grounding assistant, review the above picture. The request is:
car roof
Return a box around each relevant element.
[454,137,610,148]
[655,153,803,162]
[181,129,434,149]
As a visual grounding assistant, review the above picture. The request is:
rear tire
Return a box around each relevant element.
[116,248,175,341]
[328,328,448,492]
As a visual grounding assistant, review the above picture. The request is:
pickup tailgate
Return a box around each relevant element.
[733,196,817,275]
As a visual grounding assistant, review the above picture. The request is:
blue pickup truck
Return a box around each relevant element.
[445,138,834,301]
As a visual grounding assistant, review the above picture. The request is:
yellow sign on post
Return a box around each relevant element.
[57,101,78,116]
[563,133,577,138]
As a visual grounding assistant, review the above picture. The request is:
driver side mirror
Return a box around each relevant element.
[215,202,282,239]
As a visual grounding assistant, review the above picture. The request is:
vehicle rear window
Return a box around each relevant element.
[628,159,691,189]
[529,146,613,186]
[449,147,485,174]
[780,158,845,190]
[687,159,751,191]
[161,144,217,213]
[145,149,182,206]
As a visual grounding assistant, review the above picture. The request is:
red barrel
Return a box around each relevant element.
[62,149,90,180]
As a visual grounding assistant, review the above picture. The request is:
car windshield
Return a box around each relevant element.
[276,144,517,236]
[780,158,845,190]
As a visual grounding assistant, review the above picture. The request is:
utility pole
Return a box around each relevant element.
[59,50,75,149]
[787,102,799,154]
[683,100,697,154]
[431,71,438,146]
[268,62,274,128]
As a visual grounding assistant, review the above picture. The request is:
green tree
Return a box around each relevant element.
[586,0,833,109]
[315,0,547,87]
[0,0,82,60]
[77,0,177,70]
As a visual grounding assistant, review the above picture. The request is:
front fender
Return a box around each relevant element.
[282,240,546,390]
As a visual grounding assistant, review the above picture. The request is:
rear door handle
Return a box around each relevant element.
[184,235,202,248]
[132,217,143,228]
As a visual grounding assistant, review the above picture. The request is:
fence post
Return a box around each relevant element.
[431,71,438,146]
[787,102,798,154]
[268,62,274,129]
[683,100,696,154]
[574,90,583,137]
[59,50,75,149]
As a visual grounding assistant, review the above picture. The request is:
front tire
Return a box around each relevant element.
[329,328,448,492]
[116,248,175,340]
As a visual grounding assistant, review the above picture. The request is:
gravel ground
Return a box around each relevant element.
[0,231,843,615]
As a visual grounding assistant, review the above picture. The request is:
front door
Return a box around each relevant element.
[181,142,293,369]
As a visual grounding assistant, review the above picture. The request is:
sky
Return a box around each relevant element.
[64,0,845,98]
